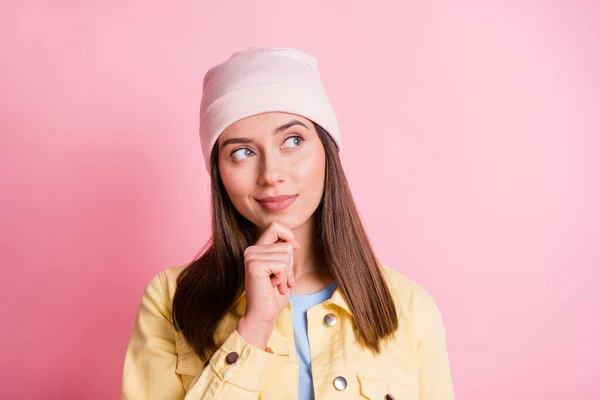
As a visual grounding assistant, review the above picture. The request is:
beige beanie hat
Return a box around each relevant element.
[199,46,341,172]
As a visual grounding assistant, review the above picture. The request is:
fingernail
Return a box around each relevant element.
[294,240,300,249]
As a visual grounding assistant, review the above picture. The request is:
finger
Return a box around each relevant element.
[245,251,292,263]
[251,242,295,288]
[278,282,288,295]
[264,260,288,284]
[271,274,287,286]
[249,259,288,279]
[268,260,289,284]
[271,269,295,294]
[248,242,296,254]
[267,241,295,289]
[255,221,299,247]
[245,249,295,284]
[287,250,295,287]
[275,274,289,294]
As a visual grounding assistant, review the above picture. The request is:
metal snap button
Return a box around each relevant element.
[323,313,337,327]
[333,376,347,390]
[225,352,239,364]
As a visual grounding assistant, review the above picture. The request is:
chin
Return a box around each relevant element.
[254,213,307,231]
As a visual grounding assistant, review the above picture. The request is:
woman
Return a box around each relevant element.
[122,46,454,400]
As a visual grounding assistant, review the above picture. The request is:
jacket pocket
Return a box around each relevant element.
[357,373,420,400]
[174,333,205,390]
[176,350,208,392]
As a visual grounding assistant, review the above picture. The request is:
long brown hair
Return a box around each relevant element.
[173,123,398,360]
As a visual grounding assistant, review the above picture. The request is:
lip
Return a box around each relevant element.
[258,194,298,203]
[256,194,298,212]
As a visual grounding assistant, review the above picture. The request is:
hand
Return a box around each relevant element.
[236,221,299,349]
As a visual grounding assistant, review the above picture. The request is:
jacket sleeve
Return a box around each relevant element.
[416,294,455,400]
[122,272,277,399]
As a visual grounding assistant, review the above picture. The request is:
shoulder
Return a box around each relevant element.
[379,265,435,304]
[139,264,188,316]
[379,265,445,333]
[156,264,188,297]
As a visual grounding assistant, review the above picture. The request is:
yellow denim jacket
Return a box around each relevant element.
[122,265,454,399]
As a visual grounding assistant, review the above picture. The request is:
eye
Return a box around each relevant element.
[230,147,255,161]
[282,135,304,149]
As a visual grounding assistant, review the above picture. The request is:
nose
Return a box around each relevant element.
[257,151,285,186]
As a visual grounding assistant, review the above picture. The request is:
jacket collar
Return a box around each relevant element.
[323,286,353,315]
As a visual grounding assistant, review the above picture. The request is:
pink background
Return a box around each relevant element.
[1,1,599,398]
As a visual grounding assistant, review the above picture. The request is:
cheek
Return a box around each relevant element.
[219,166,253,200]
[294,149,326,191]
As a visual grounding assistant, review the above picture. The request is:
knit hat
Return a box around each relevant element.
[199,46,341,172]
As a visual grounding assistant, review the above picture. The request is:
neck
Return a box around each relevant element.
[289,215,331,286]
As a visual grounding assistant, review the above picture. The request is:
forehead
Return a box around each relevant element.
[219,112,314,140]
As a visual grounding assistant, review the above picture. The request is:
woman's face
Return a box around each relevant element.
[216,112,326,231]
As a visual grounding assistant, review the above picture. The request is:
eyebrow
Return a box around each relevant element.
[219,120,310,149]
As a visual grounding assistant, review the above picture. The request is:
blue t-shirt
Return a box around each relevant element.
[289,281,337,400]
